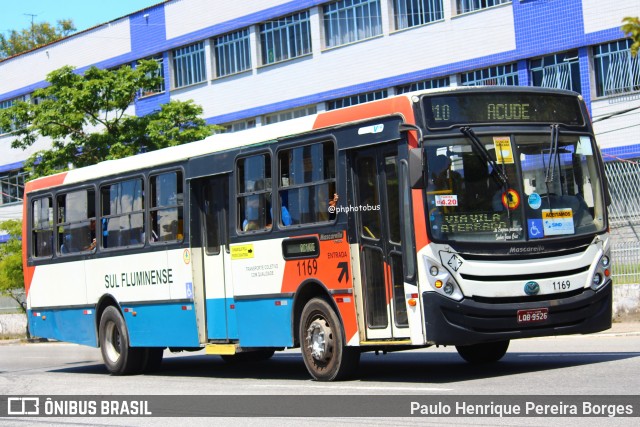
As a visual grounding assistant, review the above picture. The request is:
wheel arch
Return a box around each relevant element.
[292,279,345,348]
[95,294,121,347]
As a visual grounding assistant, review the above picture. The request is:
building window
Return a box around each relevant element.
[0,170,26,205]
[530,50,581,94]
[593,39,640,97]
[278,141,336,226]
[461,63,519,86]
[323,0,382,48]
[214,29,252,78]
[237,154,272,232]
[218,119,257,133]
[56,189,96,255]
[457,0,510,14]
[327,89,388,110]
[139,55,165,97]
[31,196,54,258]
[172,42,207,88]
[100,178,144,249]
[393,0,444,30]
[150,171,184,243]
[260,11,312,65]
[0,95,28,134]
[264,106,317,125]
[396,76,450,94]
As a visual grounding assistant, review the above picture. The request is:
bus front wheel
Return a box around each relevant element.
[299,298,359,381]
[456,340,510,364]
[99,306,144,375]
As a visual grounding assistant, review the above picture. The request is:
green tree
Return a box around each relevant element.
[0,19,76,59]
[0,60,215,177]
[622,17,640,57]
[0,220,25,313]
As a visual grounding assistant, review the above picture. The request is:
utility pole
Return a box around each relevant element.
[24,13,38,44]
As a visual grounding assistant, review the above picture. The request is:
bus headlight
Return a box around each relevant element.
[591,252,611,290]
[592,273,602,287]
[423,256,464,301]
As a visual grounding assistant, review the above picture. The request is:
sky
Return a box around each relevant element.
[0,0,164,35]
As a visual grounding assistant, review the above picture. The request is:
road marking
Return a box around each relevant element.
[250,384,452,392]
[518,353,640,357]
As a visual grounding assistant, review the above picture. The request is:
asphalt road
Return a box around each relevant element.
[0,327,639,426]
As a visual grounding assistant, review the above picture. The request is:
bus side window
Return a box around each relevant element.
[31,196,54,258]
[150,171,184,243]
[237,154,271,232]
[56,189,96,255]
[100,178,145,249]
[277,141,335,226]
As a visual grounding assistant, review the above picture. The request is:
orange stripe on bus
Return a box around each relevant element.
[22,172,68,297]
[412,188,429,251]
[313,97,418,147]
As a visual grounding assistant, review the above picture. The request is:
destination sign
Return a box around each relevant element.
[422,92,584,128]
[282,237,320,259]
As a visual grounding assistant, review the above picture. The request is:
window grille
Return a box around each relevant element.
[260,11,311,65]
[324,0,382,48]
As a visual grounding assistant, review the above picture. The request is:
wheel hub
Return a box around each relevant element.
[306,318,332,362]
[104,321,121,363]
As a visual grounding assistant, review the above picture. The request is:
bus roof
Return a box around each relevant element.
[24,86,582,193]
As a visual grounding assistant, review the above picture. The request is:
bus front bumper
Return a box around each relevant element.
[423,281,612,346]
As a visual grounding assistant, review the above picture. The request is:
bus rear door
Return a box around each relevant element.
[190,175,237,343]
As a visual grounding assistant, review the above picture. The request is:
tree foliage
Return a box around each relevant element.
[622,17,640,57]
[0,220,25,312]
[0,19,76,59]
[0,60,214,177]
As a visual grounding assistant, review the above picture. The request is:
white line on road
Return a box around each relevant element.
[249,384,453,392]
[518,353,640,357]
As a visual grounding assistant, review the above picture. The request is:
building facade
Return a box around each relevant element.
[1,0,639,227]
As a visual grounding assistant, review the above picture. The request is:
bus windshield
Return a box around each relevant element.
[425,131,606,243]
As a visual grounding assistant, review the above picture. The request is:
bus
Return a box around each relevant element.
[22,86,612,381]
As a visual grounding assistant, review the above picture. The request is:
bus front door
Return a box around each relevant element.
[350,144,409,341]
[191,175,237,343]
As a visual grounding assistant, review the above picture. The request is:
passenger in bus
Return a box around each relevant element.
[243,196,261,231]
[84,219,97,251]
[429,155,462,193]
[101,218,108,248]
[280,193,292,226]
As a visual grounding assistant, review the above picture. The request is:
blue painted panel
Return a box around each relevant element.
[513,0,584,58]
[205,297,238,340]
[28,308,97,347]
[130,5,167,58]
[123,302,200,347]
[235,298,293,347]
[0,160,24,173]
[602,144,640,162]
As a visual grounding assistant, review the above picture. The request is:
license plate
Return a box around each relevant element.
[517,308,548,324]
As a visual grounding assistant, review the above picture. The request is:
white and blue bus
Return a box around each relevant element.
[23,86,612,380]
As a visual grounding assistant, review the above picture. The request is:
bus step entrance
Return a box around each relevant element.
[205,344,237,355]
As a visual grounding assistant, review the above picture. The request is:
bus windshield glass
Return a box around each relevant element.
[425,132,606,243]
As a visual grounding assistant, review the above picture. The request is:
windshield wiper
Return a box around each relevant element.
[545,124,559,186]
[543,124,560,210]
[460,126,509,187]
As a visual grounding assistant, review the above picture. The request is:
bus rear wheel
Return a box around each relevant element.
[300,298,359,381]
[99,306,144,375]
[456,340,510,364]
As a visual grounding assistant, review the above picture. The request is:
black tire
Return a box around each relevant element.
[299,298,359,381]
[98,306,144,375]
[142,347,164,373]
[220,349,275,364]
[456,340,510,364]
